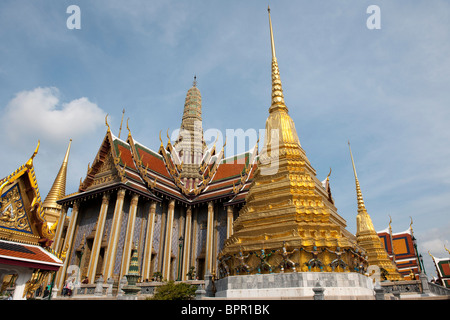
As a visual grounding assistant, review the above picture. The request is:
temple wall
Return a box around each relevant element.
[69,199,101,267]
[113,196,130,275]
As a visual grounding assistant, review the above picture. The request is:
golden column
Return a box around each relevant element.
[162,199,175,281]
[226,206,234,238]
[103,188,126,281]
[119,193,139,281]
[86,193,110,284]
[181,206,192,280]
[56,201,79,292]
[204,201,215,275]
[142,201,157,281]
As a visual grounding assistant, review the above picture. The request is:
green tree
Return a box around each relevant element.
[150,281,197,300]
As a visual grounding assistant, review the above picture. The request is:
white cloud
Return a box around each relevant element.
[2,87,106,144]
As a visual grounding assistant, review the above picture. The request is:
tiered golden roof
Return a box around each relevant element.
[348,142,403,281]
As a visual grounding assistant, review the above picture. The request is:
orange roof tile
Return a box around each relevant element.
[0,239,62,271]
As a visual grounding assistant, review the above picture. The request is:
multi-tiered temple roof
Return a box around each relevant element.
[60,86,258,210]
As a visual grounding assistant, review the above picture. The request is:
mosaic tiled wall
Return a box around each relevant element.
[113,196,130,274]
[150,201,163,274]
[69,199,101,266]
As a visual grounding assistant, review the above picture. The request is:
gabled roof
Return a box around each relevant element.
[0,239,62,271]
[61,127,160,204]
[60,125,259,207]
[0,142,56,247]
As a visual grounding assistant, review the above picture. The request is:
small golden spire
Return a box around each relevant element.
[126,118,131,138]
[42,139,72,223]
[267,6,287,113]
[348,141,366,211]
[26,140,40,168]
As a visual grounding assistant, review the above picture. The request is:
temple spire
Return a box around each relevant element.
[348,141,403,280]
[267,7,287,113]
[42,139,72,224]
[268,6,276,59]
[348,141,366,212]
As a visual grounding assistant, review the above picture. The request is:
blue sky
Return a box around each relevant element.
[1,1,449,278]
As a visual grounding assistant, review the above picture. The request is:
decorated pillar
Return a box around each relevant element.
[119,193,139,281]
[205,201,215,275]
[142,201,157,281]
[12,269,34,300]
[162,199,175,281]
[55,201,80,292]
[51,205,68,255]
[226,205,234,238]
[103,188,126,281]
[181,206,192,280]
[86,193,110,284]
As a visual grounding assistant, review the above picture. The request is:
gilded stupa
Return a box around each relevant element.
[348,142,403,281]
[42,139,72,226]
[219,7,367,274]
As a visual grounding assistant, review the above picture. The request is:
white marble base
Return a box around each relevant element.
[214,272,374,299]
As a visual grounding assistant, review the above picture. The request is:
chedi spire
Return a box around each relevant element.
[42,139,72,225]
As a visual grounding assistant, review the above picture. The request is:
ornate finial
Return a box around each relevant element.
[43,139,72,214]
[31,140,40,160]
[409,216,414,234]
[105,114,110,132]
[118,109,125,138]
[267,7,287,112]
[193,75,197,87]
[268,6,276,59]
[445,244,450,255]
[167,129,171,143]
[64,139,72,164]
[327,167,332,180]
[26,140,40,168]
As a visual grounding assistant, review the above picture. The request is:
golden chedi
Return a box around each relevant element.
[219,7,367,276]
[348,142,403,281]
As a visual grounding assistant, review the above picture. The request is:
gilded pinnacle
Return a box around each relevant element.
[267,7,287,113]
[42,139,72,211]
[348,141,366,211]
